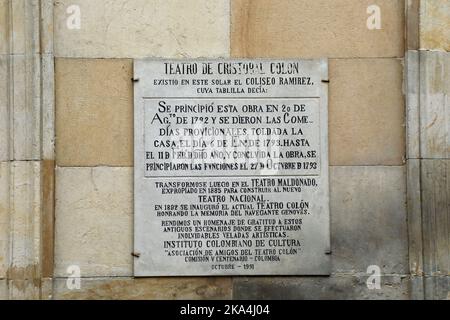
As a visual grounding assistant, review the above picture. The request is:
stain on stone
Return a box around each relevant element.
[7,264,41,289]
[420,0,450,51]
[54,278,232,300]
[41,160,55,278]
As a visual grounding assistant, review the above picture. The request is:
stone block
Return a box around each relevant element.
[409,276,424,300]
[56,58,406,167]
[55,167,133,277]
[0,279,6,299]
[0,1,8,55]
[419,51,450,159]
[406,51,420,159]
[329,59,405,165]
[420,0,450,51]
[231,0,404,58]
[40,0,54,55]
[330,166,408,274]
[54,0,230,58]
[55,58,133,167]
[421,160,450,277]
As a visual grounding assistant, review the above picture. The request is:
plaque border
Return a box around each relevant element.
[133,59,330,277]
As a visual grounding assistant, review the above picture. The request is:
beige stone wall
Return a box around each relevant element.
[0,0,448,299]
[53,0,232,299]
[50,0,408,300]
[230,0,410,299]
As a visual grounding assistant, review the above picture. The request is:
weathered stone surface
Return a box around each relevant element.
[0,56,8,161]
[419,51,450,159]
[57,58,405,167]
[1,2,54,161]
[40,0,54,55]
[55,167,133,277]
[0,1,8,55]
[407,160,424,277]
[420,0,450,51]
[406,0,420,50]
[9,54,42,160]
[9,0,40,55]
[41,277,53,300]
[7,161,42,300]
[330,166,408,274]
[0,279,7,299]
[421,160,450,277]
[55,59,133,167]
[134,59,330,276]
[53,277,232,300]
[8,280,41,300]
[409,276,424,300]
[231,0,404,58]
[54,0,230,58]
[424,276,450,300]
[329,59,405,165]
[41,161,54,278]
[406,51,420,159]
[42,54,55,160]
[0,162,8,279]
[8,162,41,279]
[233,275,410,300]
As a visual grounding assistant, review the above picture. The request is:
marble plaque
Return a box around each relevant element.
[134,59,330,276]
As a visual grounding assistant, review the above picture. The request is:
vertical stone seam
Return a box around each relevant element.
[404,0,425,300]
[39,0,55,300]
[7,162,42,299]
[40,0,55,160]
[406,0,420,50]
[6,0,12,160]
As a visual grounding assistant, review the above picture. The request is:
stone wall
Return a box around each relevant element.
[231,0,408,300]
[0,0,448,300]
[0,0,54,299]
[406,0,450,300]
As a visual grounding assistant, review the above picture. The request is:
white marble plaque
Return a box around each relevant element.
[134,59,330,276]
